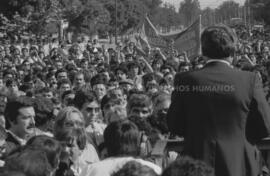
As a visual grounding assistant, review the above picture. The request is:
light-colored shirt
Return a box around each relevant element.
[71,143,100,176]
[80,157,162,176]
[86,122,107,146]
[79,143,100,165]
[206,59,231,67]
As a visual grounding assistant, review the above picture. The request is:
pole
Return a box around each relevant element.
[115,0,117,45]
[248,0,251,28]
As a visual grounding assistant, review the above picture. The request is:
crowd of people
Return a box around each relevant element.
[0,23,269,176]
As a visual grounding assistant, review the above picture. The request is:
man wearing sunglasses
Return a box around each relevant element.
[73,90,106,147]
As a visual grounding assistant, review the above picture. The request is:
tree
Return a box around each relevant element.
[250,0,270,24]
[101,0,148,35]
[201,7,215,27]
[216,0,240,24]
[178,0,201,26]
[150,3,182,32]
[66,0,111,36]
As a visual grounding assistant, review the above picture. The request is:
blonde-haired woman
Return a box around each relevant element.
[54,106,85,134]
[54,106,100,174]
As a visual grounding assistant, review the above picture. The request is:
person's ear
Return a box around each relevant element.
[149,106,153,114]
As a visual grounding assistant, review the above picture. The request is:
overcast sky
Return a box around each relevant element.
[163,0,246,10]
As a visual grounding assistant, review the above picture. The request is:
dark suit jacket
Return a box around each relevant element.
[167,61,270,176]
[3,131,22,158]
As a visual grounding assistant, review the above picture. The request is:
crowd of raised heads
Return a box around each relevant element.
[0,24,269,176]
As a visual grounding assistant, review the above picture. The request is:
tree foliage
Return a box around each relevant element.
[216,1,240,22]
[178,0,201,26]
[150,3,182,32]
[0,0,183,37]
[66,0,111,36]
[250,0,270,24]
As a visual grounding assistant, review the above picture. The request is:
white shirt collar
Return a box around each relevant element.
[8,130,27,146]
[206,59,231,67]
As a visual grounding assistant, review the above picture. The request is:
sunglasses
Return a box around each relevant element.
[85,107,100,113]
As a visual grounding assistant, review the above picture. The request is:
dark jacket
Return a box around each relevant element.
[167,61,270,176]
[4,131,22,157]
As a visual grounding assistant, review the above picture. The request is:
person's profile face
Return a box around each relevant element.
[53,104,62,117]
[81,62,88,70]
[11,107,36,137]
[153,99,171,117]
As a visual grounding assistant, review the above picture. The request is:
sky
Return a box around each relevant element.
[163,0,246,10]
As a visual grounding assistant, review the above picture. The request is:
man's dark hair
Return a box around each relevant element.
[115,66,128,75]
[46,72,55,81]
[127,93,152,113]
[26,135,62,169]
[104,119,140,157]
[41,87,54,94]
[6,78,17,87]
[90,74,107,87]
[55,68,67,79]
[100,95,122,117]
[73,90,98,110]
[127,61,140,71]
[161,157,214,176]
[3,69,14,78]
[61,90,75,106]
[142,73,161,89]
[4,148,52,176]
[152,58,164,67]
[201,25,237,59]
[112,161,158,176]
[23,74,33,84]
[32,97,54,127]
[4,96,34,128]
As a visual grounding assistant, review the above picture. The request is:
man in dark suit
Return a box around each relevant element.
[167,25,270,176]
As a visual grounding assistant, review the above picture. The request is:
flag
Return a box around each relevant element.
[173,16,201,58]
[137,16,201,59]
[138,16,168,51]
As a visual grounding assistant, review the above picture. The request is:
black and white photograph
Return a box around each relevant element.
[0,0,269,176]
